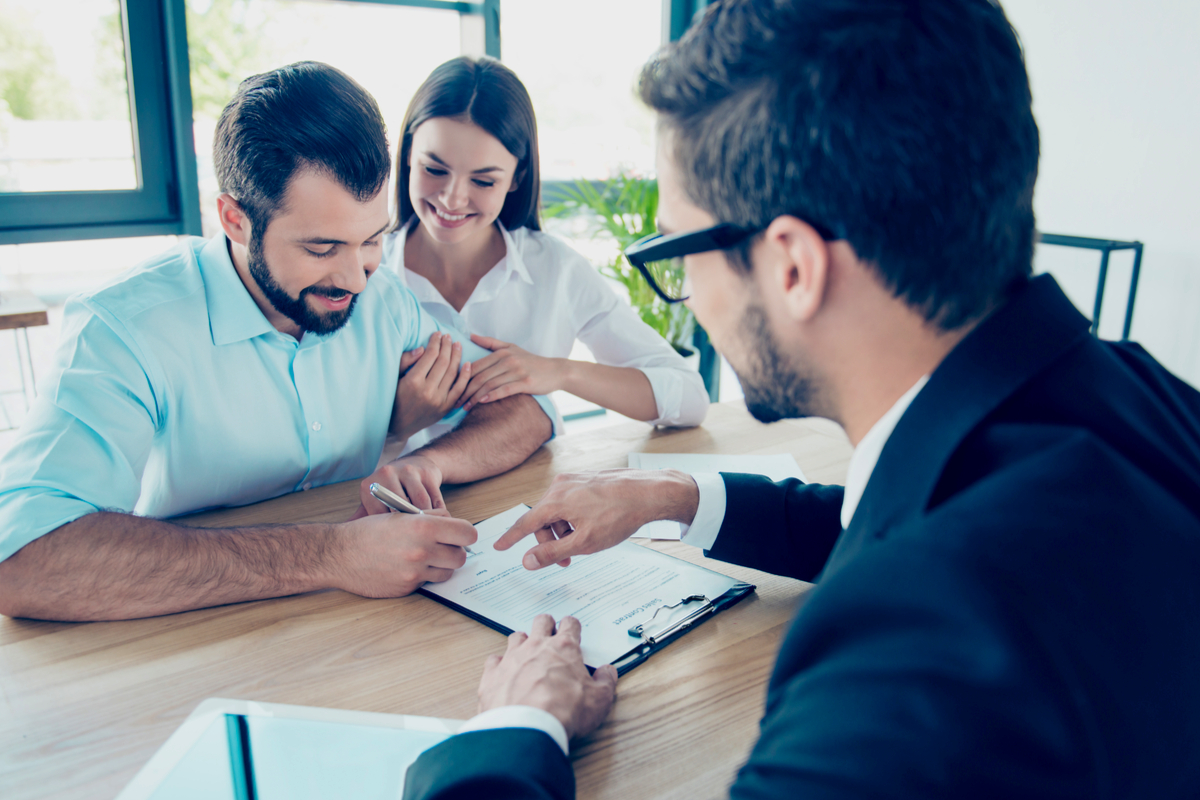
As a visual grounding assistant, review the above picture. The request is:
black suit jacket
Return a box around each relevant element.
[403,275,1200,799]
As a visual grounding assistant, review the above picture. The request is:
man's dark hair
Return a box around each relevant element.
[394,56,542,232]
[214,61,391,236]
[639,0,1040,329]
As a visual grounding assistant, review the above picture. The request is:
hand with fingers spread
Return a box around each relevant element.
[494,469,701,570]
[390,332,473,441]
[353,453,445,519]
[331,508,478,597]
[478,614,618,740]
[459,334,566,412]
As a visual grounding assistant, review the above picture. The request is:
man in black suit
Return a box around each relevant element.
[402,0,1200,797]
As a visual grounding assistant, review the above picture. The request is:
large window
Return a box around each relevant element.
[502,0,663,181]
[0,0,199,244]
[0,0,136,192]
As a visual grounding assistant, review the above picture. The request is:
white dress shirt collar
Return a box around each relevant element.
[840,375,929,529]
[392,219,534,310]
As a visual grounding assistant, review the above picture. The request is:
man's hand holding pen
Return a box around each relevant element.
[325,454,479,597]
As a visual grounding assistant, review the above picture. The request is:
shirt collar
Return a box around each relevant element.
[396,218,534,291]
[495,222,534,286]
[198,233,276,346]
[840,375,930,529]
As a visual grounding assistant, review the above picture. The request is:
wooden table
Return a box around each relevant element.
[0,402,852,800]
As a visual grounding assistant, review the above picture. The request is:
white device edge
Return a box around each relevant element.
[116,697,463,800]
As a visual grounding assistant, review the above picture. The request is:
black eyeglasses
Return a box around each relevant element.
[623,223,761,304]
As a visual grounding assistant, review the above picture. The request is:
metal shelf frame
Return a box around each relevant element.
[1037,232,1145,340]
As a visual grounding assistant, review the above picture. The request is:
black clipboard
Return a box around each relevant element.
[608,581,756,674]
[419,576,756,676]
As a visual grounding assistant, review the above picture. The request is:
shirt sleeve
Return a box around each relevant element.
[0,298,160,562]
[679,471,728,550]
[455,706,570,756]
[567,250,709,428]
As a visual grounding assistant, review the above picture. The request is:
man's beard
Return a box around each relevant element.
[734,302,819,424]
[248,236,359,336]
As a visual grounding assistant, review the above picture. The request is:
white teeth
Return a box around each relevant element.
[434,207,469,222]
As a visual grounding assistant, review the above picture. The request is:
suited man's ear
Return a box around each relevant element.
[759,216,830,323]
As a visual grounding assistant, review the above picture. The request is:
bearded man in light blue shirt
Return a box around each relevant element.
[0,62,553,622]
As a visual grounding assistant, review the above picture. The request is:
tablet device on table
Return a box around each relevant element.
[117,698,462,800]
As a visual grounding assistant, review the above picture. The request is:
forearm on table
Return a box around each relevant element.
[0,512,340,621]
[412,394,551,484]
[560,361,659,421]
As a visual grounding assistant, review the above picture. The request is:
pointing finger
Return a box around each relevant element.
[495,504,564,551]
[522,537,580,571]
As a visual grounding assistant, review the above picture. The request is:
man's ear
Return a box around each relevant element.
[760,216,830,323]
[216,193,251,247]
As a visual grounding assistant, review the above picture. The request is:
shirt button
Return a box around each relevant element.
[302,482,312,491]
[311,421,322,431]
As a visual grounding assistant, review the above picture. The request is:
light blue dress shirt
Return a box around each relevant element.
[0,234,552,563]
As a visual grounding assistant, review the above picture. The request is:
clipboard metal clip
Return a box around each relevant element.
[628,595,713,646]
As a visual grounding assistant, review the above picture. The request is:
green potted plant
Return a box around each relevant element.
[543,174,696,355]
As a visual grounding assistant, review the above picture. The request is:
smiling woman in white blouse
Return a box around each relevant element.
[382,57,709,453]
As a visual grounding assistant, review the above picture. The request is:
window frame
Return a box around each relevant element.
[0,0,200,245]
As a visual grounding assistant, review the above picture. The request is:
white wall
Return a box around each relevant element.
[1002,0,1200,386]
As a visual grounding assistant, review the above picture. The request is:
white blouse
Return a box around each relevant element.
[382,222,709,453]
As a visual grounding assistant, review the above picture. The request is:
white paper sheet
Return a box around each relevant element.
[421,505,740,668]
[627,453,807,539]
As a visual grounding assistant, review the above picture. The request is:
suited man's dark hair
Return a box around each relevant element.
[639,0,1040,329]
[393,56,542,232]
[214,61,391,236]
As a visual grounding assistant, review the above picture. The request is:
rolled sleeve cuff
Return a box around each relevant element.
[534,393,564,437]
[679,472,726,551]
[637,367,709,428]
[456,705,570,756]
[0,487,100,563]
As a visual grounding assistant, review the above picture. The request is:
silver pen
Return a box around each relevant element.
[368,483,477,555]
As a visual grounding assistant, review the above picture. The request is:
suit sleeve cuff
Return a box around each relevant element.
[456,705,570,756]
[679,472,726,550]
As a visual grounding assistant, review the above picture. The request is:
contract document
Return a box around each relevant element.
[419,505,755,674]
[626,453,807,540]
